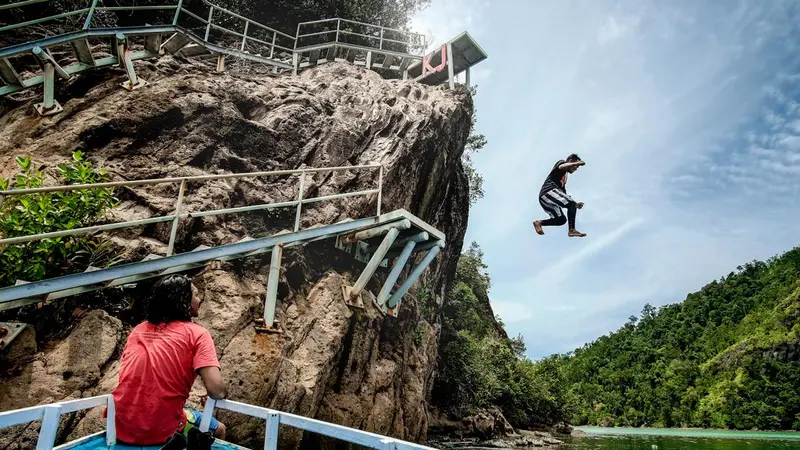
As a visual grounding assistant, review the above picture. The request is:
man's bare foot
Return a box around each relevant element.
[568,229,586,238]
[533,221,544,235]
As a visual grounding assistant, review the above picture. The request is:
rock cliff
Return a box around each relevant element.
[0,57,473,448]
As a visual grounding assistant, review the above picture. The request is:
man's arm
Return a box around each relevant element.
[558,161,585,170]
[197,366,227,400]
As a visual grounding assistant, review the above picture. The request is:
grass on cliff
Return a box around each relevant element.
[0,152,119,286]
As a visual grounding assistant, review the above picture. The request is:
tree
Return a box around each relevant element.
[548,246,800,430]
[463,85,487,206]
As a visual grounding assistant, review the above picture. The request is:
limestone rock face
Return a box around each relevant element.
[0,58,472,448]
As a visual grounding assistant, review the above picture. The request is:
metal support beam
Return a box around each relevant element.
[384,243,441,316]
[446,42,455,89]
[263,244,283,329]
[294,170,305,232]
[35,405,61,450]
[105,397,117,446]
[366,51,372,69]
[205,6,215,41]
[343,227,400,308]
[265,412,280,450]
[466,66,471,88]
[342,219,410,244]
[70,39,95,66]
[292,52,299,76]
[32,47,66,116]
[199,399,216,432]
[117,33,146,91]
[166,180,186,256]
[0,58,22,87]
[216,54,225,72]
[376,239,416,307]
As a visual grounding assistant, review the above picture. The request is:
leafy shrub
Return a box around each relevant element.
[0,152,119,285]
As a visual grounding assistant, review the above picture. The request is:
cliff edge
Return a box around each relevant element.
[0,57,473,449]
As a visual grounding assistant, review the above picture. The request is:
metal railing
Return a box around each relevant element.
[0,394,436,450]
[0,395,115,450]
[295,18,426,56]
[0,0,295,62]
[0,165,384,257]
[200,398,435,450]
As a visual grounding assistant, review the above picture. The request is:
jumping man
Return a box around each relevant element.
[533,154,586,237]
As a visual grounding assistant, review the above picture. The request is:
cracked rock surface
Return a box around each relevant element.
[0,59,472,448]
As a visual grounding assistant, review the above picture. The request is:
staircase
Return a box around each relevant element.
[0,0,488,116]
[0,0,295,115]
[0,165,446,330]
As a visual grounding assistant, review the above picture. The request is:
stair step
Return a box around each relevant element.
[0,58,23,87]
[70,39,95,66]
[144,33,163,54]
[162,32,191,54]
[178,44,211,58]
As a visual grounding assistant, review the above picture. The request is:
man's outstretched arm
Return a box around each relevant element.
[558,160,585,170]
[197,366,228,400]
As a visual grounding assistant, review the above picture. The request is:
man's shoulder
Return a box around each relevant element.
[180,320,211,334]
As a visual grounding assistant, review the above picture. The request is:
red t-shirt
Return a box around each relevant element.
[112,321,220,445]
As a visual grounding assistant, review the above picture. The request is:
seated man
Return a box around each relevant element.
[110,274,228,445]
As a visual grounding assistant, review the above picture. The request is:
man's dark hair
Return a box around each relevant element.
[147,275,193,324]
[566,153,582,162]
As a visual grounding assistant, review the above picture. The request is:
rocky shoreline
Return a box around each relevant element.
[427,409,570,448]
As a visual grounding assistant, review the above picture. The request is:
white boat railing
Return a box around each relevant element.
[0,394,437,450]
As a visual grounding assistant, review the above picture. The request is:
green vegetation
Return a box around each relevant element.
[464,86,487,206]
[553,247,800,430]
[0,152,119,286]
[433,242,570,427]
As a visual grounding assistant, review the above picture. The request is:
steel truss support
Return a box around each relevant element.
[258,244,283,333]
[343,227,400,309]
[32,46,68,116]
[116,33,146,91]
[383,243,442,317]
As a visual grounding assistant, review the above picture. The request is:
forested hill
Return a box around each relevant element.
[550,246,800,430]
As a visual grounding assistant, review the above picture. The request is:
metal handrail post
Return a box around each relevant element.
[294,170,305,232]
[172,0,183,25]
[166,180,186,256]
[82,0,99,29]
[379,28,384,50]
[269,31,276,59]
[376,165,383,216]
[204,6,214,41]
[335,19,340,44]
[294,22,301,49]
[240,21,249,51]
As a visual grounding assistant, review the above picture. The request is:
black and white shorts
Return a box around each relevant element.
[539,188,574,218]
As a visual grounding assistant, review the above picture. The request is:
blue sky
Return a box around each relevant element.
[411,0,800,359]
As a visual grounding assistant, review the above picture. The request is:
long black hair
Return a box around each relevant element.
[147,274,193,325]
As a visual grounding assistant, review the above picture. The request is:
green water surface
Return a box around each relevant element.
[564,427,800,450]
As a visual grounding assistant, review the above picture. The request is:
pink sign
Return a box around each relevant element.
[422,44,447,77]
